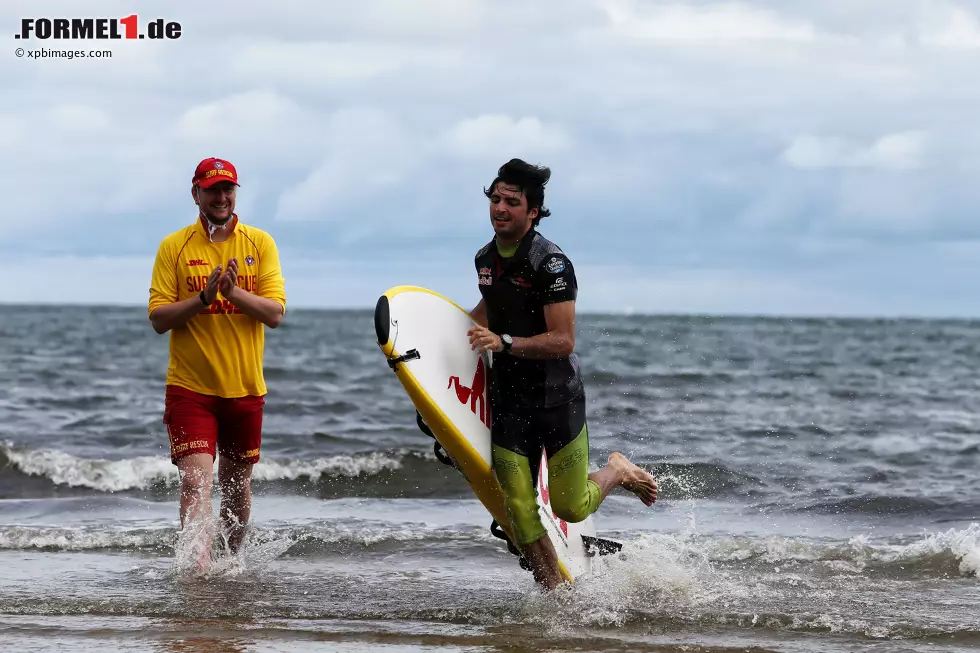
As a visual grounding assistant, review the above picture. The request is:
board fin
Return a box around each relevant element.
[582,534,623,557]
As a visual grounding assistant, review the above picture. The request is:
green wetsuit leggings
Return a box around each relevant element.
[491,393,601,547]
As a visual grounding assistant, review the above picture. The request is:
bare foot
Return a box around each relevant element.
[608,452,658,506]
[174,519,213,577]
[195,546,212,575]
[521,536,565,591]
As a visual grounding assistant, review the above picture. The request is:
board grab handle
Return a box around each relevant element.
[415,410,457,469]
[386,348,420,370]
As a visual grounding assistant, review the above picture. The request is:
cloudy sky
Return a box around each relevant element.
[3,0,980,317]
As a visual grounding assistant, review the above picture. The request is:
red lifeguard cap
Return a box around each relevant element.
[192,157,239,188]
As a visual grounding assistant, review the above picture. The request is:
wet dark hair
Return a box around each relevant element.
[483,158,552,226]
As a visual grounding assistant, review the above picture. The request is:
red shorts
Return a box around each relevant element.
[163,385,265,465]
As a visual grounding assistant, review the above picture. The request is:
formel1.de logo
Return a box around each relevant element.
[15,16,182,40]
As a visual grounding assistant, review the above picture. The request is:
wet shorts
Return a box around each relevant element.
[163,385,265,465]
[490,393,601,547]
[491,392,588,462]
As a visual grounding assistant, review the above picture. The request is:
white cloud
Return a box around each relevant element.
[441,115,572,161]
[919,5,980,49]
[273,108,420,222]
[170,0,492,44]
[0,113,27,148]
[781,131,928,170]
[45,104,111,132]
[174,89,325,165]
[228,41,455,88]
[175,90,305,140]
[598,0,819,42]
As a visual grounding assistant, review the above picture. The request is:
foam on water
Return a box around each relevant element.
[0,526,173,552]
[529,525,739,633]
[880,522,980,577]
[3,445,174,492]
[1,442,416,492]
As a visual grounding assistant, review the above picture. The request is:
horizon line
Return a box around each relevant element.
[1,299,978,322]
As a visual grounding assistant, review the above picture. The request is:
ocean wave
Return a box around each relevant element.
[0,521,487,555]
[700,523,980,578]
[650,462,766,500]
[796,494,979,518]
[5,510,976,582]
[0,525,174,553]
[0,443,433,494]
[0,521,977,644]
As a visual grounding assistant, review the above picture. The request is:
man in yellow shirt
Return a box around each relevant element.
[148,157,287,571]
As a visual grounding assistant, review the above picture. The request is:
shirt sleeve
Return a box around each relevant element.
[148,238,177,317]
[534,252,577,304]
[257,233,287,315]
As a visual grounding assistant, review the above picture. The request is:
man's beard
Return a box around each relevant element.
[200,206,232,239]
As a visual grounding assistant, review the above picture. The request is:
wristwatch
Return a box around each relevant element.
[199,290,211,306]
[500,334,513,353]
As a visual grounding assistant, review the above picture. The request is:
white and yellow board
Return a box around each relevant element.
[374,285,620,583]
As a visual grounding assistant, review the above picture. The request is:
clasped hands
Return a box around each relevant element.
[201,257,242,305]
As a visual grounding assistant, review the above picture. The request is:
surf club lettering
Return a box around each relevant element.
[186,274,258,294]
[448,357,490,428]
[539,458,569,539]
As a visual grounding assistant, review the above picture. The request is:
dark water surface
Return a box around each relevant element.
[0,305,977,652]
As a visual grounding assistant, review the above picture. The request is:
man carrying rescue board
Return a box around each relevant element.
[467,158,659,590]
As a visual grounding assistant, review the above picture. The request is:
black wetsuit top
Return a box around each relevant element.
[474,228,584,409]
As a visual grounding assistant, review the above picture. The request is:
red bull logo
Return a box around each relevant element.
[539,456,569,538]
[448,357,490,428]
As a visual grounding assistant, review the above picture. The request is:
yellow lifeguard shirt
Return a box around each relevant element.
[148,216,287,398]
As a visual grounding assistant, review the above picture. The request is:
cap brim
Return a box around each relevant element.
[196,177,240,188]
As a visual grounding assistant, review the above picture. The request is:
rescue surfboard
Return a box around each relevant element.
[374,285,621,583]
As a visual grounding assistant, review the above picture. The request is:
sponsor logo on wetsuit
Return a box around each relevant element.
[545,256,565,273]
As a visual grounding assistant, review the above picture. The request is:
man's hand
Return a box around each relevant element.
[203,263,224,305]
[218,258,239,299]
[467,325,502,354]
[220,259,284,328]
[150,265,221,334]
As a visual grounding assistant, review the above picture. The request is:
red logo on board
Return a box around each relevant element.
[539,456,569,537]
[448,357,490,428]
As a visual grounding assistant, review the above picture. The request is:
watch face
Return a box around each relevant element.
[502,334,512,345]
